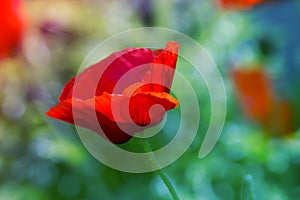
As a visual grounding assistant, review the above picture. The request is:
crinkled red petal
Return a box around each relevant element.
[138,41,179,93]
[59,78,75,102]
[90,91,178,128]
[128,92,179,126]
[59,48,155,101]
[47,91,178,143]
[46,98,132,144]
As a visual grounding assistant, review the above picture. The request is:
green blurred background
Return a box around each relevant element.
[1,0,300,199]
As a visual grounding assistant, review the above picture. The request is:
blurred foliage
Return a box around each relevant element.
[0,0,300,199]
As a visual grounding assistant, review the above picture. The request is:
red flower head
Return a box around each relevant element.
[0,0,25,59]
[47,41,179,143]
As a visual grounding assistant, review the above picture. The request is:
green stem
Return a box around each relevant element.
[241,174,255,200]
[141,138,180,200]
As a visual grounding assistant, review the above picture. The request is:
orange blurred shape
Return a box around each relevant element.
[0,0,25,60]
[231,68,297,135]
[231,68,274,124]
[218,0,265,9]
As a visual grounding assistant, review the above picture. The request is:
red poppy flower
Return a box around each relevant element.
[218,0,265,9]
[0,0,25,60]
[47,41,179,143]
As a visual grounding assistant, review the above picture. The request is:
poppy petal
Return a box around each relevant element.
[138,41,179,93]
[46,98,133,143]
[60,48,156,100]
[59,78,75,102]
[92,91,178,126]
[128,92,179,126]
